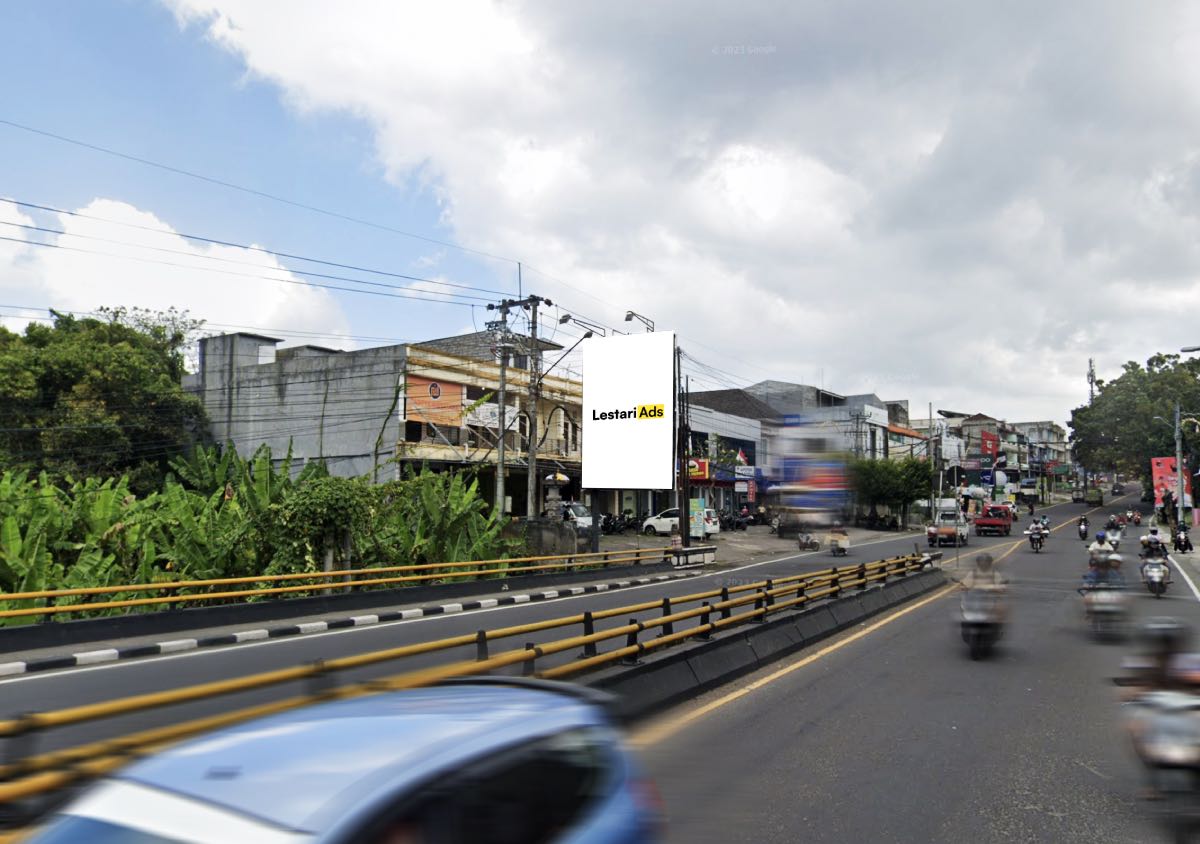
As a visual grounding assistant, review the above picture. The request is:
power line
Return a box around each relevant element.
[0,234,481,308]
[1,198,511,298]
[0,118,515,265]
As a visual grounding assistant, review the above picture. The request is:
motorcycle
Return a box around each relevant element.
[1107,516,1120,532]
[961,588,1005,660]
[1078,522,1090,541]
[797,532,821,552]
[1143,559,1171,598]
[1120,688,1200,838]
[1133,511,1143,526]
[1079,583,1129,640]
[1026,528,1045,553]
[1176,527,1195,554]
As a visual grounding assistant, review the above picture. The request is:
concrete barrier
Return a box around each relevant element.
[589,568,947,721]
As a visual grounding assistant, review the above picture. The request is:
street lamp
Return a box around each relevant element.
[624,310,655,332]
[558,314,607,337]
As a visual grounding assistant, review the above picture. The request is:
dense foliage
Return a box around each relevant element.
[0,308,207,494]
[1069,352,1200,483]
[849,457,933,520]
[0,445,517,622]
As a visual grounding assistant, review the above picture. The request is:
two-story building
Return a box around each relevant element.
[183,330,583,517]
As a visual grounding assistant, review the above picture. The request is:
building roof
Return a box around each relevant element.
[689,389,780,421]
[887,423,927,439]
[226,332,283,344]
[414,330,563,361]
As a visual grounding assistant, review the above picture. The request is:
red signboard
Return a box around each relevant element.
[687,458,710,480]
[980,431,999,457]
[747,480,757,503]
[1151,456,1193,507]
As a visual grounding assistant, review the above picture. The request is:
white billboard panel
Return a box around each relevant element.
[583,331,676,489]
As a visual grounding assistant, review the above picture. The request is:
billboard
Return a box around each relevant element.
[1151,456,1193,507]
[583,331,676,489]
[405,376,465,425]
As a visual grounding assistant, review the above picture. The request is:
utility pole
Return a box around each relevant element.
[928,401,935,519]
[486,316,514,516]
[487,293,552,520]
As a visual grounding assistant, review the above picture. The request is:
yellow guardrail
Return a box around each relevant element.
[0,553,935,830]
[0,546,682,622]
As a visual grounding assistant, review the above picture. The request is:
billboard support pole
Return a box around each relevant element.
[1177,401,1185,528]
[677,345,691,549]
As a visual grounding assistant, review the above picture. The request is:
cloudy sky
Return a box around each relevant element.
[5,1,1200,425]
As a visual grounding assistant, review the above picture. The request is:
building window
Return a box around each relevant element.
[404,421,422,442]
[466,385,489,402]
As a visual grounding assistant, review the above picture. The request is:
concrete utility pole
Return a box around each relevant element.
[486,315,514,516]
[487,293,552,520]
[526,297,542,518]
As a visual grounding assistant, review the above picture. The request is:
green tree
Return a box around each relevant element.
[1069,353,1200,485]
[0,308,208,493]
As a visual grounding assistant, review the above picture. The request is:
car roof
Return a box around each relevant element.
[116,682,609,835]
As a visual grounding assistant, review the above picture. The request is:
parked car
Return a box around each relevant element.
[1071,487,1085,504]
[702,508,721,538]
[642,508,679,536]
[559,502,594,538]
[21,678,665,844]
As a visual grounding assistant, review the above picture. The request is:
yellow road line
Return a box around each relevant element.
[629,582,958,748]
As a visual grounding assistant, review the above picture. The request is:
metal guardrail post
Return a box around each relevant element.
[1,713,39,780]
[752,588,765,621]
[523,643,539,676]
[305,659,336,700]
[475,630,489,661]
[720,586,731,620]
[764,579,775,610]
[580,611,597,659]
[697,602,713,640]
[659,598,674,637]
[793,579,807,610]
[857,563,867,589]
[37,596,54,625]
[621,619,643,666]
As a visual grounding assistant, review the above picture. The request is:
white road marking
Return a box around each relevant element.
[1168,554,1200,602]
[296,622,328,634]
[350,615,379,626]
[157,639,197,654]
[233,630,269,642]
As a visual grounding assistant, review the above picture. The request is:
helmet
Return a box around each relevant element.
[1108,553,1123,568]
[1096,531,1106,541]
[1150,527,1159,535]
[1140,617,1191,657]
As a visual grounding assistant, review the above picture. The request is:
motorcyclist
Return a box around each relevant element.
[1141,526,1166,558]
[1088,531,1114,562]
[1083,552,1126,587]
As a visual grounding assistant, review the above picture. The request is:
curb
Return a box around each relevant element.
[0,571,703,678]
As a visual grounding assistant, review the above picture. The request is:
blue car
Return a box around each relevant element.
[24,678,664,843]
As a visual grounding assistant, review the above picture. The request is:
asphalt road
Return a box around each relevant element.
[635,493,1199,843]
[0,507,1041,757]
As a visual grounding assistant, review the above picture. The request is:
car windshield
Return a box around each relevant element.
[566,504,590,518]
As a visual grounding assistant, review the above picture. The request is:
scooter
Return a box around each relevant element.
[1078,522,1090,541]
[1026,529,1045,553]
[1079,583,1129,641]
[1120,688,1200,839]
[1175,527,1194,554]
[1133,511,1143,526]
[1142,559,1171,598]
[797,532,820,551]
[961,588,1005,660]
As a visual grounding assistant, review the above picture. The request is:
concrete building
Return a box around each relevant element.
[183,331,582,517]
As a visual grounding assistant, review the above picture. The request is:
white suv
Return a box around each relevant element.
[642,508,679,536]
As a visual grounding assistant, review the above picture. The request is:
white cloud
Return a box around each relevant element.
[0,198,352,353]
[160,0,1200,422]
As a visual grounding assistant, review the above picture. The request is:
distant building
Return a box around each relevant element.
[183,331,581,517]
